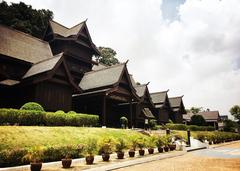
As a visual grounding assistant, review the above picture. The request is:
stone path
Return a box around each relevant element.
[114,142,240,171]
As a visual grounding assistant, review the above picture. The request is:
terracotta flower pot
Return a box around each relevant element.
[102,153,110,161]
[30,162,42,171]
[148,148,154,154]
[158,147,163,153]
[169,144,176,151]
[128,150,135,157]
[85,156,94,165]
[61,158,72,168]
[139,149,145,156]
[117,151,124,159]
[164,146,169,152]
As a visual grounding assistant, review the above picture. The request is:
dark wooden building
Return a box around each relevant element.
[150,90,172,124]
[169,96,186,123]
[0,20,99,111]
[72,63,140,127]
[129,75,155,128]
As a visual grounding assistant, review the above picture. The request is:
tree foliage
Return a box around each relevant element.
[223,119,238,132]
[97,47,120,66]
[190,115,206,126]
[0,1,53,38]
[230,105,240,122]
[186,107,203,114]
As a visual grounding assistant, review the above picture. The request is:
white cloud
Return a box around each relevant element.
[5,0,240,118]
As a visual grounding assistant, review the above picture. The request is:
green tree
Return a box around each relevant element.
[0,1,53,38]
[190,115,206,126]
[223,119,237,132]
[97,47,120,66]
[186,107,203,114]
[230,105,240,123]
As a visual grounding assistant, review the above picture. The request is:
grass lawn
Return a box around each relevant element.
[0,126,147,151]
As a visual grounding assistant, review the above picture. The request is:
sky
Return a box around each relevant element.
[5,0,240,118]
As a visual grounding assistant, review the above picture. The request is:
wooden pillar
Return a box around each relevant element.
[129,100,133,128]
[102,96,106,127]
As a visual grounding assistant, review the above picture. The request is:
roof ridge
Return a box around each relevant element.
[50,20,70,30]
[85,63,125,75]
[150,90,169,94]
[0,24,50,45]
[169,96,183,99]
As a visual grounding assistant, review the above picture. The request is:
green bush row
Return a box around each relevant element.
[0,108,99,127]
[165,123,215,131]
[194,131,240,143]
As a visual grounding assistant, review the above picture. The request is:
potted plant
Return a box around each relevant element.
[83,138,97,165]
[61,145,74,168]
[115,138,127,159]
[147,136,156,154]
[156,136,164,153]
[137,137,146,156]
[120,116,128,129]
[23,147,43,171]
[163,136,170,152]
[128,138,137,157]
[98,137,115,161]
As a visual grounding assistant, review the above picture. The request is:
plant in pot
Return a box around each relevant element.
[147,136,156,154]
[137,137,146,156]
[120,116,128,129]
[156,136,164,153]
[61,145,74,168]
[98,137,115,162]
[83,138,98,165]
[128,137,137,157]
[163,136,171,152]
[168,136,176,151]
[115,138,127,159]
[23,147,44,171]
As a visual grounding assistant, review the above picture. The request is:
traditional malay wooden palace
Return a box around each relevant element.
[0,20,187,127]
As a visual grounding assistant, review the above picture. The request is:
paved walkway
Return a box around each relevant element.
[114,142,240,171]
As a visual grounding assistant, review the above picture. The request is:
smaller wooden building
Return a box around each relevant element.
[72,63,139,127]
[150,90,172,124]
[183,111,221,130]
[129,75,155,128]
[169,96,186,123]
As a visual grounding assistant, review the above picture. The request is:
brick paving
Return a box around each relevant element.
[114,142,240,171]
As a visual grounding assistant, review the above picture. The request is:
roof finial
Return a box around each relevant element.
[146,82,150,85]
[125,60,129,64]
[166,89,169,92]
[85,18,88,22]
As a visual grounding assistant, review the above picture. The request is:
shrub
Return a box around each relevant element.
[120,117,128,128]
[149,120,157,129]
[165,123,214,131]
[0,148,28,167]
[83,138,98,156]
[115,138,127,152]
[20,102,44,112]
[55,110,65,114]
[0,108,99,127]
[98,137,116,154]
[190,115,206,126]
[67,111,77,115]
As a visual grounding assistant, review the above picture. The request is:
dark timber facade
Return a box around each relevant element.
[150,90,172,124]
[169,96,186,123]
[0,20,99,112]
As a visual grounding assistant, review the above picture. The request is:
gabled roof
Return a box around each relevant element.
[129,74,137,87]
[49,20,84,37]
[23,53,63,79]
[142,108,155,119]
[183,111,220,122]
[198,111,220,121]
[135,84,147,97]
[0,24,53,63]
[169,96,183,108]
[150,90,169,105]
[79,63,125,91]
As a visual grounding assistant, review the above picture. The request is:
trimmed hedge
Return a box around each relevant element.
[165,123,215,131]
[0,108,99,127]
[20,102,45,112]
